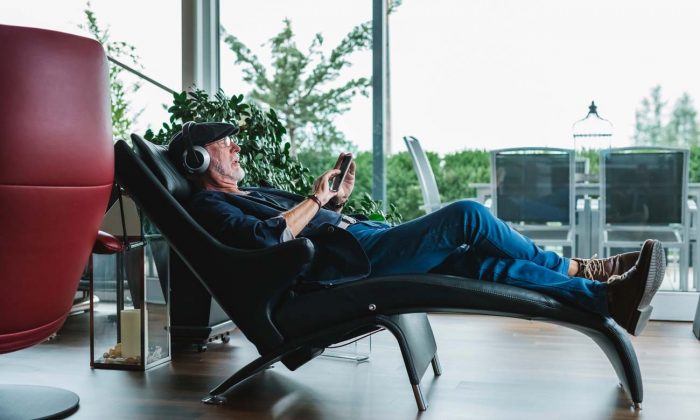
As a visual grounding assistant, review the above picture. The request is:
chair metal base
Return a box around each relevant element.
[411,355,442,411]
[320,350,370,362]
[412,384,428,411]
[201,314,439,412]
[202,395,226,405]
[321,335,372,362]
[200,311,643,412]
[431,354,443,376]
[0,384,79,420]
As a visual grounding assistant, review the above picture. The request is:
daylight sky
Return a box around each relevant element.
[3,0,700,155]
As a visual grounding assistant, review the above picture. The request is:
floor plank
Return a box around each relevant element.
[1,313,699,419]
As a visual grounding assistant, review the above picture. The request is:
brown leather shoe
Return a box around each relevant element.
[607,239,666,336]
[573,251,640,282]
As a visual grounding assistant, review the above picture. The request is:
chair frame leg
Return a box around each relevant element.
[204,314,441,412]
[412,384,428,411]
[377,314,439,411]
[431,355,443,376]
[204,351,286,402]
[559,317,643,406]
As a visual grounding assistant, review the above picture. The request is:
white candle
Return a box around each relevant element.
[120,309,141,358]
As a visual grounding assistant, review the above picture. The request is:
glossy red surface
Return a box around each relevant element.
[93,231,125,254]
[0,24,113,353]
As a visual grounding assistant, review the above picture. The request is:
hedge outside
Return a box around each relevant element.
[298,146,700,222]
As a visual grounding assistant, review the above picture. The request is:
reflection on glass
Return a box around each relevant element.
[496,153,571,224]
[604,152,684,225]
[602,150,689,294]
[144,233,170,367]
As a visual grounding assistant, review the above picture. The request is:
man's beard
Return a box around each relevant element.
[214,160,245,183]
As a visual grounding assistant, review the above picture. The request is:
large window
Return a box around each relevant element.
[390,0,700,154]
[388,0,700,316]
[219,1,372,154]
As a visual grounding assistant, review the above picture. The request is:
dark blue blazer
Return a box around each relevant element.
[189,186,371,286]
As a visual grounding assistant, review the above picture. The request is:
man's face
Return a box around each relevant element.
[205,137,245,183]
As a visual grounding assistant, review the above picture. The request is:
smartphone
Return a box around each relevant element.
[331,155,352,192]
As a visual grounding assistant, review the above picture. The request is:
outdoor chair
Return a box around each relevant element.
[0,24,113,418]
[599,147,690,290]
[491,148,577,256]
[114,135,648,411]
[403,135,477,213]
[403,136,445,213]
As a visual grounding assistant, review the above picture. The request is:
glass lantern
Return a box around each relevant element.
[572,101,613,183]
[90,219,171,371]
[572,101,613,152]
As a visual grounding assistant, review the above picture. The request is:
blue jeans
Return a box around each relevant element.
[347,200,609,314]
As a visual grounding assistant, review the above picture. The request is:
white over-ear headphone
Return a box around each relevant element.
[180,121,210,174]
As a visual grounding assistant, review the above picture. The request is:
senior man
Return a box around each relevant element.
[168,122,665,336]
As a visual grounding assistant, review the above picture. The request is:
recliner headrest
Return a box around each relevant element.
[131,134,193,202]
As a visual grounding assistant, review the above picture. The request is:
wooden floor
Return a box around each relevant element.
[2,313,700,420]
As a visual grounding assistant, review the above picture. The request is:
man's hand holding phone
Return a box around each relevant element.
[329,153,355,209]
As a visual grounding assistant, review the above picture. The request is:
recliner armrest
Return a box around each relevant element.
[200,236,316,354]
[214,237,315,294]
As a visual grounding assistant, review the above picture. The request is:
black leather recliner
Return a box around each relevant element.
[114,136,644,411]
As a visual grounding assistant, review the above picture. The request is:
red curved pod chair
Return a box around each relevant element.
[0,24,113,418]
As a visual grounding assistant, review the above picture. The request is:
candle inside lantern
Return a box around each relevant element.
[120,309,141,358]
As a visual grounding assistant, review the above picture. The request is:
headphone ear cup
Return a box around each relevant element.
[182,146,210,174]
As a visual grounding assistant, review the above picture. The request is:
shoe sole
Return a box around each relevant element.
[627,240,666,336]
